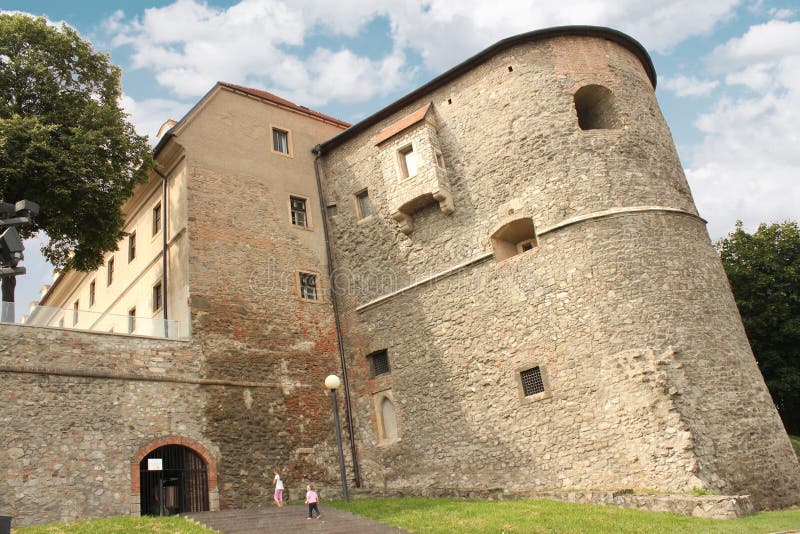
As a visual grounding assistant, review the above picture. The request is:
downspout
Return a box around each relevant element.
[154,168,169,331]
[312,144,361,487]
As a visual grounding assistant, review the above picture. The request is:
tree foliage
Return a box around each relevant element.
[0,13,153,272]
[716,220,800,434]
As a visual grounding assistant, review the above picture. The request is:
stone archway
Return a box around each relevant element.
[131,436,219,516]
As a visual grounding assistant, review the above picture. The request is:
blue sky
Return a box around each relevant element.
[3,0,800,317]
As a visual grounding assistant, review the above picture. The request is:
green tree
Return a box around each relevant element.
[716,220,800,434]
[0,14,154,303]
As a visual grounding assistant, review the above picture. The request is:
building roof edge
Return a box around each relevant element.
[315,25,655,154]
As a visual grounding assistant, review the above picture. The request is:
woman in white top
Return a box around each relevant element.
[272,468,284,507]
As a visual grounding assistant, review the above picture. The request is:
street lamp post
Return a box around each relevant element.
[325,374,349,503]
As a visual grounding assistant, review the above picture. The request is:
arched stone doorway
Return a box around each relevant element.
[132,436,218,516]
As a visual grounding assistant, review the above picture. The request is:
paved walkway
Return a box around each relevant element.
[185,506,410,534]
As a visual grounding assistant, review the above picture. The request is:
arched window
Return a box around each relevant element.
[574,85,619,130]
[379,397,398,440]
[490,217,538,261]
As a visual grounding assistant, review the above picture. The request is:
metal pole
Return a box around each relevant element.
[330,389,349,502]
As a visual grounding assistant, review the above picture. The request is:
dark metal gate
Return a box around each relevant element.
[139,445,209,516]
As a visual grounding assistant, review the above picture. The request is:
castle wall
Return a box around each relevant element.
[0,325,211,526]
[319,35,800,508]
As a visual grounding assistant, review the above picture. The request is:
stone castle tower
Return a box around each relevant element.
[315,27,800,508]
[2,27,798,527]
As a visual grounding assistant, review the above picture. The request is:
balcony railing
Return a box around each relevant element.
[1,301,187,340]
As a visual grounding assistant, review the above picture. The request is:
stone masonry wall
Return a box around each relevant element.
[178,89,348,508]
[0,325,214,527]
[319,34,800,508]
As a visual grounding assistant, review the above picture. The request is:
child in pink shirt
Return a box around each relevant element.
[305,485,321,519]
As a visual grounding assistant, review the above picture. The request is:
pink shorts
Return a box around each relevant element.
[274,489,283,501]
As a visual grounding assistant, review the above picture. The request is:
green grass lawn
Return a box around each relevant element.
[329,497,800,534]
[11,515,214,534]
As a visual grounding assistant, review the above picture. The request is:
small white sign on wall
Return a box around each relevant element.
[148,458,163,471]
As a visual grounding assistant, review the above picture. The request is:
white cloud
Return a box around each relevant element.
[119,94,192,142]
[105,0,741,105]
[662,75,720,97]
[686,20,800,239]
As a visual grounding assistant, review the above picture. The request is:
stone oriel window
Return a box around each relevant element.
[398,144,417,177]
[271,127,292,156]
[152,202,162,236]
[290,196,309,228]
[368,349,390,378]
[491,217,538,261]
[299,272,318,300]
[128,231,136,262]
[574,84,620,130]
[356,189,372,219]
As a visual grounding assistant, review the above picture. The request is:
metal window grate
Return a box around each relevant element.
[520,366,545,396]
[369,350,390,377]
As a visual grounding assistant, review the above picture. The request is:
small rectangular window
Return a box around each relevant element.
[290,196,308,227]
[299,272,318,300]
[327,204,338,217]
[89,280,96,307]
[128,307,136,334]
[107,257,114,286]
[273,128,289,154]
[356,189,371,219]
[73,301,79,326]
[369,350,390,378]
[128,231,136,262]
[520,366,545,396]
[152,203,162,236]
[399,145,417,177]
[153,281,163,312]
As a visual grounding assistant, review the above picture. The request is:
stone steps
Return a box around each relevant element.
[185,505,409,534]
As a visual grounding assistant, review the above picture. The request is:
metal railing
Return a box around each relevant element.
[2,301,187,340]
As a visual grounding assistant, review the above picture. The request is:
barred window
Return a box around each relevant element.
[520,366,545,396]
[290,196,308,227]
[299,272,317,300]
[368,350,390,377]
